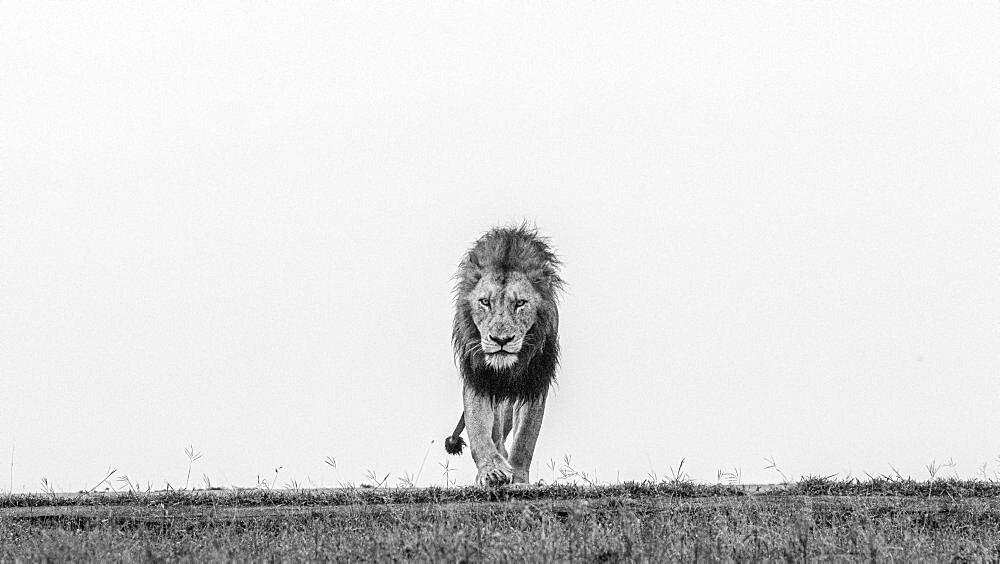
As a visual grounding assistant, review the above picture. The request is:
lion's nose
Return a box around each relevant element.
[490,335,514,347]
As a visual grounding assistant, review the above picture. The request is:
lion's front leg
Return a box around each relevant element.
[463,386,513,486]
[508,394,547,484]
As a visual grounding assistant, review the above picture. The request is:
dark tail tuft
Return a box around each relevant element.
[444,435,466,455]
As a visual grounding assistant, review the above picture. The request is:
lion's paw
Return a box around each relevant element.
[476,459,513,487]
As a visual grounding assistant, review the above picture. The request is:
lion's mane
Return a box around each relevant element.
[452,224,564,403]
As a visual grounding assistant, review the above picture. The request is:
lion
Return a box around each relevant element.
[444,224,564,486]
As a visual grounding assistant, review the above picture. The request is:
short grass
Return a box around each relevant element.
[3,479,1000,561]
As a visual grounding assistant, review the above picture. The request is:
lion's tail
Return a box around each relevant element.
[444,412,466,455]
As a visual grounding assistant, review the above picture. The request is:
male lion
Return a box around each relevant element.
[444,224,564,486]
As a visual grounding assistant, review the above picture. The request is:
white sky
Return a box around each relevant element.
[2,3,999,492]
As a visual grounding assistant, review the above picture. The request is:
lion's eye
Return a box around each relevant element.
[515,299,528,308]
[479,298,490,307]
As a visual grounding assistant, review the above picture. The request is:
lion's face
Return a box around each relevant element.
[467,270,543,370]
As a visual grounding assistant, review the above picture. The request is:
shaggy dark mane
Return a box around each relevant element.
[452,224,564,403]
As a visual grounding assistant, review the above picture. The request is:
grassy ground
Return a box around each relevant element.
[3,480,1000,561]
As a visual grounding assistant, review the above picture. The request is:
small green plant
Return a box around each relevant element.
[363,470,390,489]
[888,464,907,481]
[554,454,595,485]
[439,459,456,488]
[116,474,137,493]
[666,458,692,485]
[323,456,339,488]
[764,456,791,484]
[926,458,957,497]
[39,477,56,501]
[87,467,118,494]
[184,446,203,490]
[256,467,284,491]
[944,458,958,479]
[645,455,658,483]
[717,466,742,485]
[927,459,942,481]
[975,459,1000,482]
[397,472,416,488]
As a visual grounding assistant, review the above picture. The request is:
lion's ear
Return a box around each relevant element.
[466,252,481,268]
[459,253,485,286]
[528,268,551,288]
[529,267,565,299]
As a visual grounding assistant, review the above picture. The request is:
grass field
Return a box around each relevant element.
[3,479,1000,561]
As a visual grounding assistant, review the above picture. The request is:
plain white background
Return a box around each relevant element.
[2,3,998,492]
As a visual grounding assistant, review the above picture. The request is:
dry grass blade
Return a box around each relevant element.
[414,440,433,487]
[86,468,118,494]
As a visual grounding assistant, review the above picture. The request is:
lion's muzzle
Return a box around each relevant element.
[489,334,515,347]
[482,337,524,355]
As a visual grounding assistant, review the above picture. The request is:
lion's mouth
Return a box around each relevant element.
[482,341,523,355]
